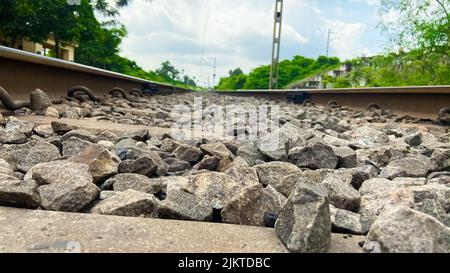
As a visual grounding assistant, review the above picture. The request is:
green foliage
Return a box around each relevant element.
[216,56,340,90]
[216,74,248,91]
[0,0,196,89]
[327,0,450,88]
[0,0,45,46]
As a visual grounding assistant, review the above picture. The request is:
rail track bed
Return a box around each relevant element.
[0,89,449,253]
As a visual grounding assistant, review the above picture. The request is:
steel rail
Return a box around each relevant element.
[0,46,191,103]
[214,86,450,123]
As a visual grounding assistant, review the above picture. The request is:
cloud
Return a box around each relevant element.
[116,0,383,85]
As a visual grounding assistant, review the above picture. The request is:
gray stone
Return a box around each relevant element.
[359,178,396,196]
[61,130,98,143]
[99,190,117,200]
[69,144,120,183]
[289,143,338,170]
[24,160,99,212]
[428,172,450,186]
[62,136,91,156]
[359,185,450,233]
[91,189,157,217]
[5,117,34,136]
[380,157,429,179]
[275,173,308,198]
[97,140,115,151]
[165,157,192,173]
[115,138,138,151]
[255,162,302,190]
[110,173,162,194]
[119,129,149,141]
[275,182,331,253]
[173,145,203,163]
[44,107,59,118]
[236,141,265,166]
[192,155,220,171]
[322,176,361,212]
[364,206,450,253]
[330,205,363,235]
[118,157,158,177]
[30,89,52,113]
[200,142,233,160]
[257,123,306,161]
[160,138,181,153]
[224,157,259,187]
[430,148,450,172]
[405,133,423,147]
[146,152,169,177]
[0,159,15,176]
[356,147,392,168]
[333,146,357,168]
[157,189,212,221]
[33,125,54,138]
[97,130,118,142]
[0,141,38,170]
[61,109,80,119]
[302,169,337,184]
[350,126,390,148]
[185,172,241,210]
[342,165,380,190]
[392,177,427,187]
[51,121,77,135]
[222,184,287,227]
[158,176,191,195]
[0,129,27,145]
[17,142,61,172]
[0,174,40,208]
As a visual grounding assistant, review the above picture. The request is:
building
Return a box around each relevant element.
[0,37,76,62]
[290,63,353,89]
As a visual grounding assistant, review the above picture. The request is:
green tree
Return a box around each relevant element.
[0,0,48,47]
[156,61,181,82]
[228,68,244,77]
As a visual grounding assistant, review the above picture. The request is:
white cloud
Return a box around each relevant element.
[116,0,383,86]
[324,19,369,59]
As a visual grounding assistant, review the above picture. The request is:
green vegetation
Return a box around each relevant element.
[326,0,450,88]
[216,56,340,90]
[217,0,449,90]
[0,0,197,89]
[1,0,448,90]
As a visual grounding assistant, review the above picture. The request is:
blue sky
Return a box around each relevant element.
[117,0,385,86]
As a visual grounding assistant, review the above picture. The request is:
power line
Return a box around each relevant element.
[200,0,212,57]
[199,0,212,88]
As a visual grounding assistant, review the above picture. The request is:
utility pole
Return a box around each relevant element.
[269,0,283,90]
[208,57,217,87]
[326,29,332,57]
[201,57,217,89]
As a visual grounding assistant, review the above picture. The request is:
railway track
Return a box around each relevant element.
[1,46,450,254]
[215,86,450,124]
[1,45,449,124]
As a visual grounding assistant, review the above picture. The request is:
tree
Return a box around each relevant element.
[156,61,181,82]
[379,0,449,53]
[228,68,244,77]
[376,0,450,85]
[0,0,48,47]
[0,0,143,59]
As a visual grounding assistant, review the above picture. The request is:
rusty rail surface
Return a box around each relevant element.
[1,46,449,123]
[215,86,450,122]
[0,46,191,104]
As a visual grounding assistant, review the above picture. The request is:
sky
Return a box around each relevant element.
[116,0,385,86]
